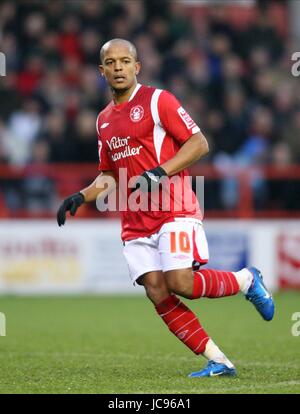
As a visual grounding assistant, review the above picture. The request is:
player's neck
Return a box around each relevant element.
[112,82,138,105]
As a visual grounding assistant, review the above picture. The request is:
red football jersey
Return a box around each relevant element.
[96,83,203,241]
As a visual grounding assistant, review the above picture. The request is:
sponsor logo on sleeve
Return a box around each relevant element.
[177,106,197,130]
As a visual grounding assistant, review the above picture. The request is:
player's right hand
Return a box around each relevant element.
[57,192,85,226]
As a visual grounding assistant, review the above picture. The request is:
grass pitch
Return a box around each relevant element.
[0,291,299,394]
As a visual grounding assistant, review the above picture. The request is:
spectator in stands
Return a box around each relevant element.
[69,109,99,163]
[0,0,296,215]
[268,142,299,210]
[7,98,42,165]
[222,87,249,155]
[23,139,57,213]
[42,110,75,163]
[283,109,300,163]
[0,120,9,164]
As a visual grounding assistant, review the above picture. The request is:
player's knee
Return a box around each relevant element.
[144,279,167,298]
[164,269,194,298]
[138,272,169,304]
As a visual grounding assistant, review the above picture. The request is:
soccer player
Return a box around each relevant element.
[57,39,274,377]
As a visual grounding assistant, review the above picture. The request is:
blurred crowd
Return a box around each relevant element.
[0,0,299,213]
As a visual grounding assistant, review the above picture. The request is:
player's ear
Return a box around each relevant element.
[99,65,105,77]
[135,61,141,75]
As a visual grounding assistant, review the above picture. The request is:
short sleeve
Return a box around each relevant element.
[96,115,114,172]
[157,90,200,144]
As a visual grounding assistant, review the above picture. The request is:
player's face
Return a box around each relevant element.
[99,44,141,92]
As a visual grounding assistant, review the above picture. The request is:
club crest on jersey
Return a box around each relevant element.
[130,105,144,122]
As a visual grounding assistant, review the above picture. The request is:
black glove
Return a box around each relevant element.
[57,192,85,226]
[131,166,167,193]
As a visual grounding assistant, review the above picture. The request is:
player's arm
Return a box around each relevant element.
[57,171,116,226]
[81,171,116,202]
[132,132,208,192]
[160,131,209,176]
[132,91,209,192]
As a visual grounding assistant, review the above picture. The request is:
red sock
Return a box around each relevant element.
[155,294,210,355]
[192,269,239,299]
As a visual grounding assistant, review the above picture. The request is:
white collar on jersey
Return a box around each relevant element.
[128,83,142,102]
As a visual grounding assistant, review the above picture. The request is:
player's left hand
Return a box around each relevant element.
[131,166,167,193]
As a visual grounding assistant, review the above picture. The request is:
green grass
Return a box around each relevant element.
[0,292,299,394]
